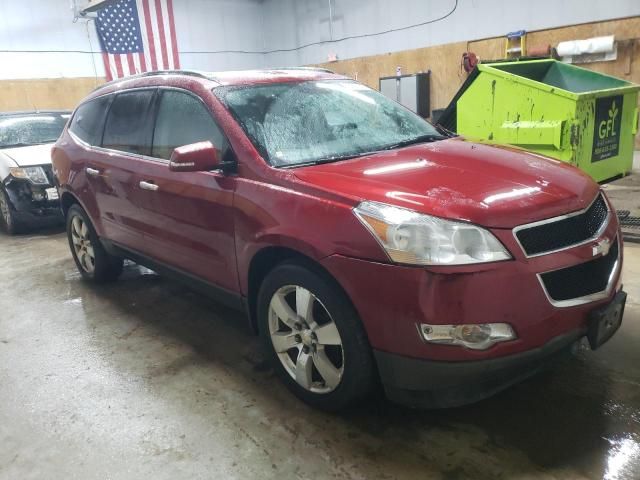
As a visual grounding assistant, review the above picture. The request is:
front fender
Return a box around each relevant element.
[233,178,388,296]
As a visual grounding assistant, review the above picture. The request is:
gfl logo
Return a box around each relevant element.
[598,101,618,139]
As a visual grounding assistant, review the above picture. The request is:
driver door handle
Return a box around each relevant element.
[86,167,100,177]
[139,180,159,191]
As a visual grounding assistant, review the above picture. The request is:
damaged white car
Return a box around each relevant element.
[0,111,69,234]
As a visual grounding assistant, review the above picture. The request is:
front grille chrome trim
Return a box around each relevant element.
[536,236,621,308]
[513,192,610,258]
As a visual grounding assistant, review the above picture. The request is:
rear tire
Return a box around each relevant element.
[257,260,375,411]
[0,186,18,235]
[66,204,123,283]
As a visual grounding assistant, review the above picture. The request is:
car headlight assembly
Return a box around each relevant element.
[354,201,511,266]
[9,166,49,185]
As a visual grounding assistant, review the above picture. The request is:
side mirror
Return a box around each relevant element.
[169,141,221,172]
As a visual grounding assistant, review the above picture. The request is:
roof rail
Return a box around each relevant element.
[92,67,336,93]
[140,69,211,80]
[92,69,212,92]
[204,66,337,83]
[281,66,335,74]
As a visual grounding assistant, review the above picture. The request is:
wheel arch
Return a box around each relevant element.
[0,152,15,181]
[246,246,353,335]
[60,191,80,216]
[59,189,105,237]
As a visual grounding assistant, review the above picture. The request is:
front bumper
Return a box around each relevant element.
[376,289,626,408]
[319,214,623,406]
[374,329,583,408]
[3,177,63,227]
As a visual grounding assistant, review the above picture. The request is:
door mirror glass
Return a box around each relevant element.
[169,141,221,172]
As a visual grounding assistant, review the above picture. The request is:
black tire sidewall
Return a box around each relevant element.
[0,186,17,235]
[66,204,122,283]
[257,261,375,411]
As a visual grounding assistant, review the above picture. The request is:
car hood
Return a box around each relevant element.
[0,143,54,167]
[292,138,599,229]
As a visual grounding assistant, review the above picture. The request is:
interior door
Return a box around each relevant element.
[133,89,239,293]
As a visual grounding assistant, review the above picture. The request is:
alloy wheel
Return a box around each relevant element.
[268,285,344,394]
[70,215,95,273]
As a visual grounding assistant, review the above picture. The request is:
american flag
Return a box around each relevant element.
[95,0,180,81]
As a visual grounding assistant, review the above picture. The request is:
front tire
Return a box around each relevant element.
[0,186,18,235]
[66,204,123,283]
[257,260,375,411]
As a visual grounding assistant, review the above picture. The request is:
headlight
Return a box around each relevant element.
[354,201,511,265]
[420,323,516,350]
[9,166,49,185]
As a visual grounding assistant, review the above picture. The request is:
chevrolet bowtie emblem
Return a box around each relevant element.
[592,238,612,257]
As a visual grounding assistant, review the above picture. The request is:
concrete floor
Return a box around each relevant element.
[1,229,640,479]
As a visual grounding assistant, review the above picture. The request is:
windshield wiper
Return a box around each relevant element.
[435,124,458,138]
[381,134,446,151]
[279,151,375,169]
[277,134,446,169]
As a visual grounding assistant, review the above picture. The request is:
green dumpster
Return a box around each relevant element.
[437,59,639,183]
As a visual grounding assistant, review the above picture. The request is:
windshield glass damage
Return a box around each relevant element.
[215,80,444,168]
[0,113,70,149]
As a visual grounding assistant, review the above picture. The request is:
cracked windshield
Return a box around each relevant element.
[217,80,444,167]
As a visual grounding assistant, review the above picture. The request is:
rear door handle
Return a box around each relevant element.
[86,167,100,177]
[139,180,159,191]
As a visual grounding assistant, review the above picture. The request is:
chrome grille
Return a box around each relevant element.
[514,194,609,257]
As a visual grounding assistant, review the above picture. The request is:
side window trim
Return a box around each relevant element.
[149,88,163,161]
[151,86,235,164]
[96,92,115,148]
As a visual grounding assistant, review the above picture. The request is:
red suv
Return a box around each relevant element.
[52,69,625,410]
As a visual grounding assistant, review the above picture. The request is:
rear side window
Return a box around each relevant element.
[103,90,156,155]
[152,90,228,160]
[69,96,112,146]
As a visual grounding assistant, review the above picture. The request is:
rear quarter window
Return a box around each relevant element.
[69,95,112,146]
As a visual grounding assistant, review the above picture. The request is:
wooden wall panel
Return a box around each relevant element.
[315,41,470,113]
[0,77,105,112]
[316,16,640,147]
[468,37,503,62]
[469,17,640,83]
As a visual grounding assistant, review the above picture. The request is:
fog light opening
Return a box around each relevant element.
[420,323,516,350]
[31,190,46,201]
